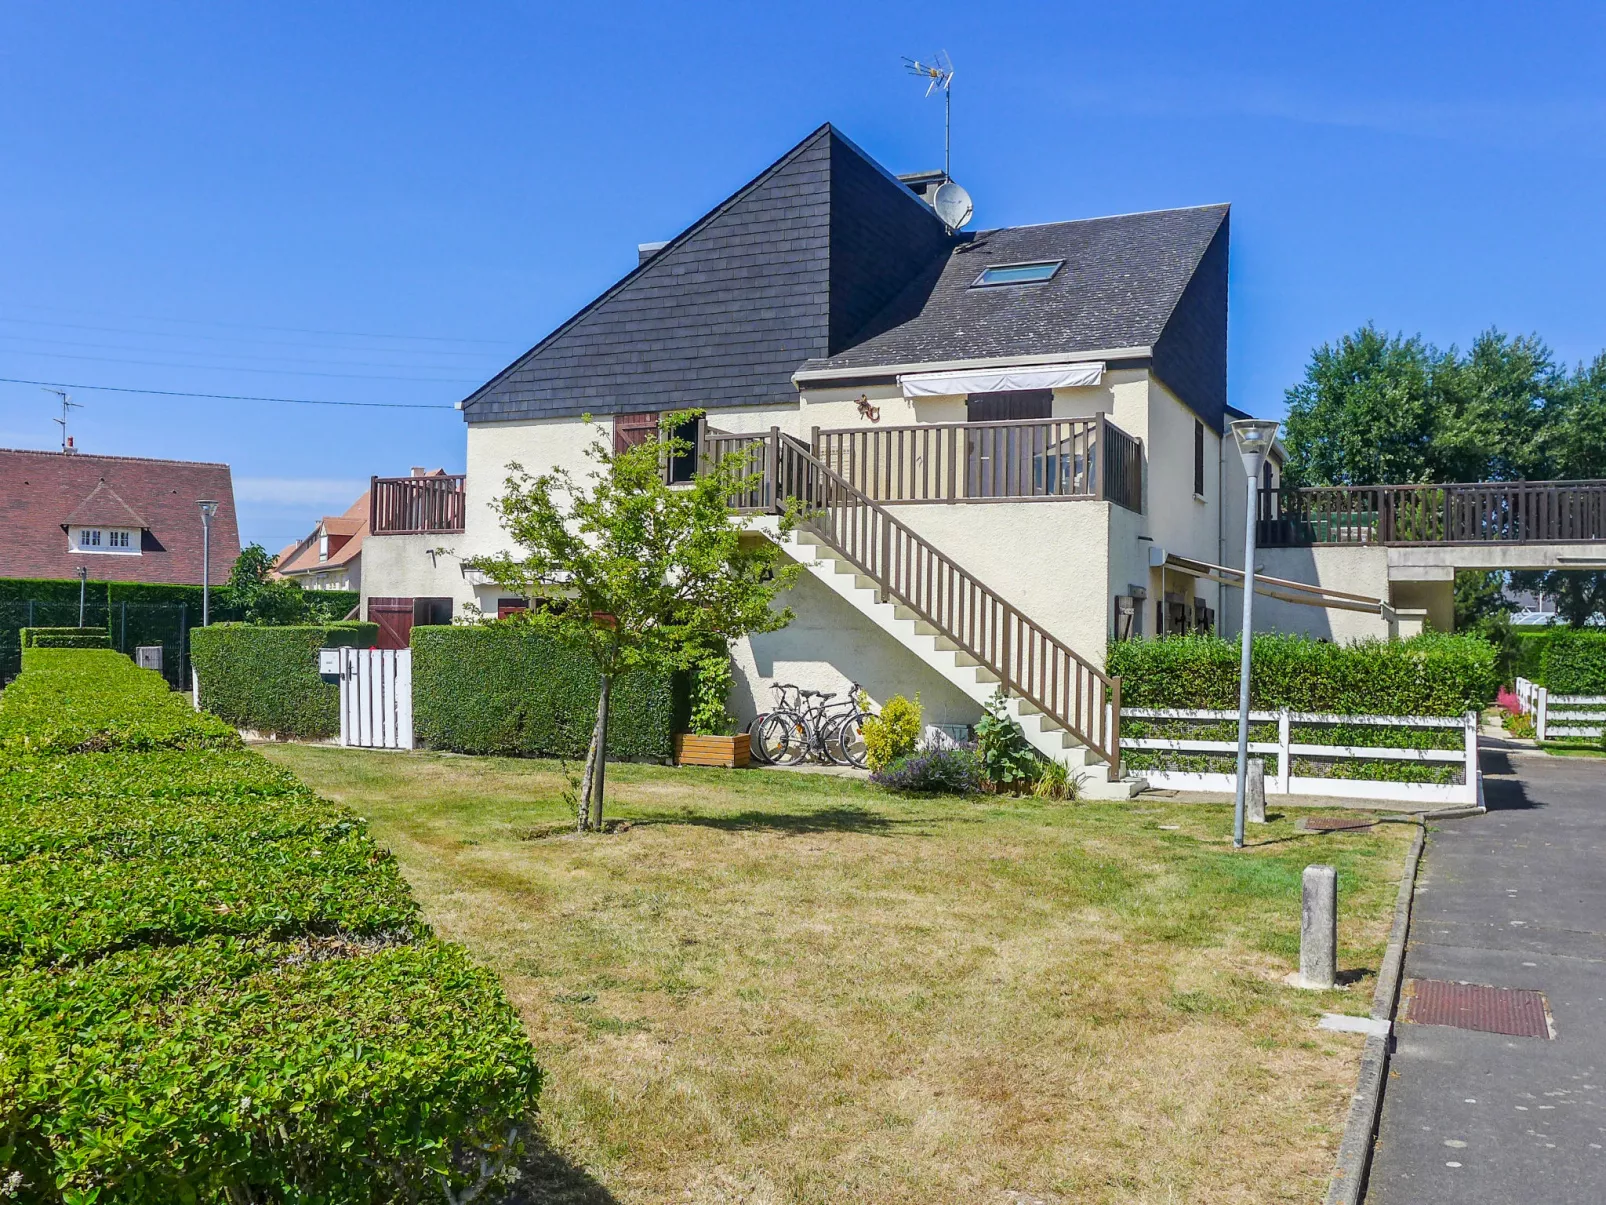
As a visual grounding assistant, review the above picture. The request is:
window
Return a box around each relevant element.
[318,533,330,562]
[1193,419,1206,498]
[971,260,1064,288]
[79,528,101,548]
[108,530,130,548]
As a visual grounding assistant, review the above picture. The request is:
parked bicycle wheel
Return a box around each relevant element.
[757,710,809,765]
[746,712,774,764]
[832,710,872,769]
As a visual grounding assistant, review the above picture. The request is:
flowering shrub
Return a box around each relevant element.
[862,694,922,772]
[1496,686,1520,715]
[871,745,984,794]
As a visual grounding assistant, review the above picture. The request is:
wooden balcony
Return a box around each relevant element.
[807,416,1143,512]
[1259,480,1606,547]
[370,474,466,535]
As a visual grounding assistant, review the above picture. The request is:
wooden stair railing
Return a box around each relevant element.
[748,428,1122,775]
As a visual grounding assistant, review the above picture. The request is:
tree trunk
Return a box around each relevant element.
[576,732,597,832]
[588,673,612,830]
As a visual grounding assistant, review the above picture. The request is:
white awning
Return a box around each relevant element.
[897,361,1105,398]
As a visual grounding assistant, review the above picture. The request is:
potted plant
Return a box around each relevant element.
[673,651,750,767]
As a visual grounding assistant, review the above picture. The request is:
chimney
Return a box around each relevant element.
[63,436,78,455]
[410,466,427,477]
[638,241,669,266]
[897,170,948,208]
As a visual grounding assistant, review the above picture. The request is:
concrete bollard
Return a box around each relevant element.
[1246,757,1267,823]
[1300,865,1337,989]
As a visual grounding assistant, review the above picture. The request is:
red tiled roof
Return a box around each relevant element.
[0,448,241,584]
[275,490,369,577]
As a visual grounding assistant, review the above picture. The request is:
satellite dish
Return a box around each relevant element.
[931,180,974,231]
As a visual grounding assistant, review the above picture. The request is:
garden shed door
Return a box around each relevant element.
[338,647,413,750]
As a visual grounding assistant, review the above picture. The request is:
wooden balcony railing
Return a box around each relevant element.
[1259,480,1606,547]
[810,415,1143,512]
[370,474,466,535]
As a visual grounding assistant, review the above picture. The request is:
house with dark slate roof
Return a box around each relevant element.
[363,124,1270,791]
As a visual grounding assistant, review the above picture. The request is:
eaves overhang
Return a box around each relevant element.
[792,345,1153,389]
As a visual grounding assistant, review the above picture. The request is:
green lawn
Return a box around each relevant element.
[263,745,1412,1205]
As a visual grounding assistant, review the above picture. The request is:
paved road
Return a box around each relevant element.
[1367,739,1606,1203]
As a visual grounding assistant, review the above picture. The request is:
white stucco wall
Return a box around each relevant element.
[359,534,473,612]
[729,549,982,729]
[1243,546,1395,642]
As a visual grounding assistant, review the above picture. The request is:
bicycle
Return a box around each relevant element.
[756,683,874,768]
[747,681,803,765]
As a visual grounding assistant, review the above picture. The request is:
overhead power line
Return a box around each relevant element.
[0,331,495,374]
[0,348,479,384]
[4,303,526,346]
[0,376,459,410]
[0,314,520,357]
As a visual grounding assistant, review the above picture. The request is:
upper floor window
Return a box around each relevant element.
[72,527,139,554]
[318,533,330,562]
[970,260,1064,288]
[1193,420,1206,498]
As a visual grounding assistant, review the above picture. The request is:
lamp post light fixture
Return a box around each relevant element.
[1229,419,1280,850]
[197,499,220,626]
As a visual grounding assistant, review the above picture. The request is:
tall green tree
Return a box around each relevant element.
[467,416,799,831]
[1432,330,1557,482]
[225,544,309,625]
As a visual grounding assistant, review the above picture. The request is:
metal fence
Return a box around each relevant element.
[0,600,243,689]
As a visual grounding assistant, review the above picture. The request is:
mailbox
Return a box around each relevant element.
[134,645,163,673]
[317,648,343,680]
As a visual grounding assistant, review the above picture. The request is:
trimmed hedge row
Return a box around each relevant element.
[1106,633,1498,715]
[412,623,685,760]
[1539,630,1606,694]
[0,650,542,1200]
[19,627,112,649]
[191,622,378,739]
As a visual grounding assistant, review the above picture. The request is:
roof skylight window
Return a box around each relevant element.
[971,260,1063,288]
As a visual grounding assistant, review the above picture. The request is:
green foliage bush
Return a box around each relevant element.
[862,693,921,772]
[0,650,238,754]
[975,688,1041,789]
[412,623,681,760]
[0,649,542,1200]
[190,622,377,740]
[19,627,111,649]
[1539,630,1606,694]
[689,652,735,736]
[1105,633,1498,715]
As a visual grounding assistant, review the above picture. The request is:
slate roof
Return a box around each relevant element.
[461,125,1230,429]
[798,205,1229,374]
[0,448,240,584]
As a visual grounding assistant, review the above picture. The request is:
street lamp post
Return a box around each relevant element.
[1229,419,1280,850]
[77,566,88,628]
[197,500,220,626]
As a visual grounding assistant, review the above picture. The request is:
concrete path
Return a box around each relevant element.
[1366,739,1606,1203]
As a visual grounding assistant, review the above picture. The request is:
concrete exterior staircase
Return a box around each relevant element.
[766,520,1144,799]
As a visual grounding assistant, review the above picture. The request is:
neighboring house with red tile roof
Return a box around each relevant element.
[273,490,369,592]
[0,447,240,584]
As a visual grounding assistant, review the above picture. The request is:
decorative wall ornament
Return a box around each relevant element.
[855,394,881,423]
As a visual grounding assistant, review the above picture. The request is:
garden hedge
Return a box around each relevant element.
[191,622,378,740]
[1106,634,1497,786]
[19,626,111,649]
[412,623,685,760]
[1539,629,1606,694]
[0,649,542,1201]
[1106,632,1498,715]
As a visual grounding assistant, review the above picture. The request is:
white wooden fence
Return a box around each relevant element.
[338,647,413,750]
[1121,708,1481,806]
[1513,676,1606,740]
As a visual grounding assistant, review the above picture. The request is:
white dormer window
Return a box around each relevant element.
[318,533,330,562]
[71,528,140,555]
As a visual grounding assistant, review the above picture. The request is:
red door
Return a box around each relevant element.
[367,597,414,650]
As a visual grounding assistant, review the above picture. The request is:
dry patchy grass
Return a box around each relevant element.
[262,746,1412,1205]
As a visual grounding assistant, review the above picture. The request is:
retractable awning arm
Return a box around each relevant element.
[1161,552,1396,620]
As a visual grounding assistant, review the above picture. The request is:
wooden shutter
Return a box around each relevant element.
[1193,420,1205,497]
[613,412,659,455]
[367,597,414,651]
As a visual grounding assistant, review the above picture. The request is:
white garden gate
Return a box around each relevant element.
[338,647,413,750]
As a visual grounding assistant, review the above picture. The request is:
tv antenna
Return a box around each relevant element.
[44,387,82,452]
[904,51,955,179]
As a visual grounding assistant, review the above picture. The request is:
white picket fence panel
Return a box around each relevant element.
[1514,676,1606,740]
[1122,708,1481,806]
[339,647,413,750]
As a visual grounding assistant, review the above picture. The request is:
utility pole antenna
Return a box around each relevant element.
[44,387,82,452]
[903,51,956,178]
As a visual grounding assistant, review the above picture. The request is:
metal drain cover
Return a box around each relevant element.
[1405,979,1551,1038]
[1303,815,1375,832]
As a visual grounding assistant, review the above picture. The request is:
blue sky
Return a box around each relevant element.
[3,2,1604,552]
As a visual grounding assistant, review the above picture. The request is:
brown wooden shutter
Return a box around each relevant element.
[1193,420,1205,497]
[613,412,659,455]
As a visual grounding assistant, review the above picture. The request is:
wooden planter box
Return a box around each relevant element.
[673,732,751,768]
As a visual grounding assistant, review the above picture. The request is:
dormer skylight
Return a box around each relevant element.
[971,260,1064,288]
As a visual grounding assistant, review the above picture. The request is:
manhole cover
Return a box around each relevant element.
[1304,815,1375,832]
[1405,979,1551,1038]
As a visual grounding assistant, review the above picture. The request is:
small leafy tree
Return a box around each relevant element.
[226,544,309,625]
[468,415,799,830]
[861,693,921,772]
